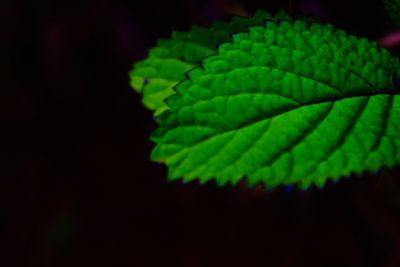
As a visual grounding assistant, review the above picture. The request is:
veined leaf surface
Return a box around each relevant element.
[130,11,289,115]
[151,19,400,189]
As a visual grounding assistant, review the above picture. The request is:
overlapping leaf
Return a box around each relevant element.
[384,0,400,26]
[130,10,290,115]
[151,19,400,189]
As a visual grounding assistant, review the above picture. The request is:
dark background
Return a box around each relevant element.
[3,0,400,266]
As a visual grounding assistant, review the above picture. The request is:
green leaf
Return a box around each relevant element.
[130,10,289,115]
[384,0,400,26]
[151,19,400,189]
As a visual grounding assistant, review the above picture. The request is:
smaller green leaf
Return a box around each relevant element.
[130,10,288,115]
[130,58,193,113]
[384,0,400,26]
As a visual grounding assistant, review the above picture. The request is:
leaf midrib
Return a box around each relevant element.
[160,91,399,152]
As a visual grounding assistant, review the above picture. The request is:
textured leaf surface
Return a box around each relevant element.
[130,11,289,115]
[384,0,400,26]
[151,19,400,189]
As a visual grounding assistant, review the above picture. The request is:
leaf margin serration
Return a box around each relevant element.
[129,10,291,115]
[150,17,400,190]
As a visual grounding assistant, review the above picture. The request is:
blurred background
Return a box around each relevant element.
[2,0,400,266]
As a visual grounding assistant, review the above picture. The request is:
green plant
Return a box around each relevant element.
[131,12,400,189]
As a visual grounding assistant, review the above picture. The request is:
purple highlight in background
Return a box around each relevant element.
[379,31,400,47]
